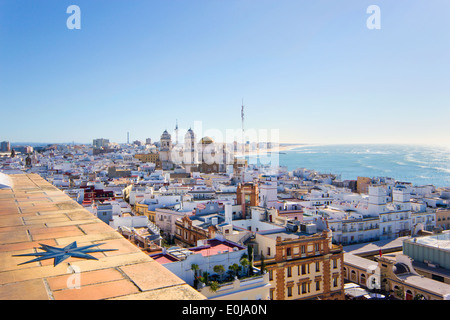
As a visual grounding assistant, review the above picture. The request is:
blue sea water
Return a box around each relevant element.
[251,144,450,188]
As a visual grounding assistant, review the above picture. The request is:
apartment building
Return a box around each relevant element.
[254,228,344,300]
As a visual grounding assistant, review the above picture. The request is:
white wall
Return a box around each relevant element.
[162,246,247,286]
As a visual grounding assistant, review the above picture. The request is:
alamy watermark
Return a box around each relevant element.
[167,121,280,169]
[66,5,81,30]
[367,5,381,30]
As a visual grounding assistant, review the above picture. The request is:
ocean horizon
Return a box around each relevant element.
[248,143,450,188]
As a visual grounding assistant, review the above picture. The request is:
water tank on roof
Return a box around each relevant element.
[286,222,298,232]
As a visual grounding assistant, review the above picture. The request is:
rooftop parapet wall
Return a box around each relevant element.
[0,173,205,300]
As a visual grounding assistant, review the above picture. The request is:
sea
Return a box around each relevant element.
[247,144,450,188]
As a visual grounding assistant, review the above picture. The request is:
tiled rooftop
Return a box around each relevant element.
[0,173,205,300]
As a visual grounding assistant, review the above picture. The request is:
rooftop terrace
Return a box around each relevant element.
[0,173,205,300]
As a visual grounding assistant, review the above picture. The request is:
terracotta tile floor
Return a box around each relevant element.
[0,174,205,300]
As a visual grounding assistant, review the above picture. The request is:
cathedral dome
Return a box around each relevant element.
[200,136,214,145]
[161,130,171,140]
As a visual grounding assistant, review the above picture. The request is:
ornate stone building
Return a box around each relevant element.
[256,228,345,300]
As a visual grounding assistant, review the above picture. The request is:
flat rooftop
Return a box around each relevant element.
[343,236,408,256]
[151,253,181,264]
[0,173,205,300]
[261,230,313,241]
[189,239,245,257]
[406,233,450,250]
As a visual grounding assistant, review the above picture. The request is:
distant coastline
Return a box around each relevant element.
[234,143,306,158]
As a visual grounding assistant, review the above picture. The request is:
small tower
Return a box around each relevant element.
[183,128,197,173]
[392,185,411,211]
[368,185,387,215]
[159,130,173,170]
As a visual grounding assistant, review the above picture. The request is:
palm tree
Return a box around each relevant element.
[228,263,240,279]
[191,264,199,288]
[213,265,225,282]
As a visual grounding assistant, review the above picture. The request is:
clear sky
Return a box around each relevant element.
[1,0,449,146]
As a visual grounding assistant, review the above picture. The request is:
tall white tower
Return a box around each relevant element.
[368,185,387,215]
[183,128,197,173]
[392,186,411,211]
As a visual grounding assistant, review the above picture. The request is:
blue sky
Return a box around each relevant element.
[1,0,449,146]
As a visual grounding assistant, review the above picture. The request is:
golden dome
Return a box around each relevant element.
[200,136,214,145]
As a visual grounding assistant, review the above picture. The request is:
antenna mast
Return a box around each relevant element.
[175,119,179,145]
[241,98,244,154]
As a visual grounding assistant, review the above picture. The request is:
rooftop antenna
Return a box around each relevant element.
[241,98,244,154]
[175,119,179,145]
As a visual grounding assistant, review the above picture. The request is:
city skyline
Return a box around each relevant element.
[1,1,450,147]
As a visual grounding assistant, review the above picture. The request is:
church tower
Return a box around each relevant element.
[183,128,197,173]
[160,130,173,170]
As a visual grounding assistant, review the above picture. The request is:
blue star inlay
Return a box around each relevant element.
[13,241,117,266]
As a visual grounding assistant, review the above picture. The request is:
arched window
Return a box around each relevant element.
[343,267,347,279]
[351,270,357,282]
[360,273,366,286]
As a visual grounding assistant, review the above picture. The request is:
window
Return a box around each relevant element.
[315,281,320,291]
[315,243,320,252]
[286,248,291,256]
[333,277,338,287]
[301,283,308,294]
[269,270,273,281]
[315,262,320,272]
[301,264,307,275]
[267,247,271,256]
[333,259,337,269]
[301,246,305,254]
[432,274,444,282]
[287,286,292,297]
[360,274,366,286]
[287,267,292,277]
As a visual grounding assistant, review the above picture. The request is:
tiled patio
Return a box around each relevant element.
[0,173,205,300]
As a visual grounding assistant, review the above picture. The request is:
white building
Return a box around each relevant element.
[151,238,270,300]
[259,175,278,208]
[128,185,153,205]
[183,128,197,173]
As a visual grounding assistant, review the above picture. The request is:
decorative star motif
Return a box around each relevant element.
[14,241,117,267]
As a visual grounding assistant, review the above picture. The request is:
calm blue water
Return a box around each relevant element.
[250,144,450,187]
